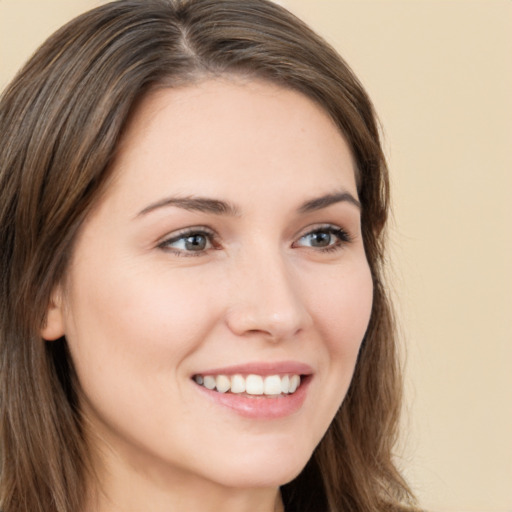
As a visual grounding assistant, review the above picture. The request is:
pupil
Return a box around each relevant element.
[185,235,206,251]
[312,231,331,247]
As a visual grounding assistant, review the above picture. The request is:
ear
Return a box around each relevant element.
[40,287,65,341]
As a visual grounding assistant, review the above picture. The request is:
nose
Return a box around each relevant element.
[224,248,312,342]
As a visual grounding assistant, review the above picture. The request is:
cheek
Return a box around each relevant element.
[62,261,220,396]
[311,260,373,351]
[61,262,226,463]
[305,258,374,409]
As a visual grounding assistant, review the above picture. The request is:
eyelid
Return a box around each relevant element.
[157,226,219,255]
[292,223,353,250]
[156,223,353,257]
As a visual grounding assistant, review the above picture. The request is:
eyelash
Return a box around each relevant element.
[158,225,352,257]
[158,227,219,257]
[293,225,352,253]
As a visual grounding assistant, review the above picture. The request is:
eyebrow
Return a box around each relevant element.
[136,190,360,218]
[137,196,241,217]
[298,191,361,213]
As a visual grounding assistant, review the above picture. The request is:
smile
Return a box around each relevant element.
[193,374,301,396]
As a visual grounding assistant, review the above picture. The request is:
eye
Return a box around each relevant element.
[158,228,217,256]
[294,225,351,252]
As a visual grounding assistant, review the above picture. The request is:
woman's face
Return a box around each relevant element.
[45,79,373,495]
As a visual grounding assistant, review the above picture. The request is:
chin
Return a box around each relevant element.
[200,439,314,489]
[212,464,305,490]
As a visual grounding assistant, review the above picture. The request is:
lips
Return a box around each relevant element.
[191,361,312,419]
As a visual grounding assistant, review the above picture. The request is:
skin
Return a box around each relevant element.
[42,78,373,512]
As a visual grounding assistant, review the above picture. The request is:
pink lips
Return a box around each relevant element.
[196,361,313,376]
[192,361,313,420]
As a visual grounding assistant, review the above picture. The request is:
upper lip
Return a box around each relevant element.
[194,361,313,376]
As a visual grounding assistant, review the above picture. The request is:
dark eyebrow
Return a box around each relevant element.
[136,196,241,218]
[137,190,359,218]
[298,191,361,213]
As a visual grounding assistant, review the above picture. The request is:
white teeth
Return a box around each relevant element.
[289,374,300,393]
[194,373,302,396]
[245,375,264,395]
[280,375,290,394]
[231,374,246,393]
[263,375,282,395]
[203,375,216,390]
[215,375,231,393]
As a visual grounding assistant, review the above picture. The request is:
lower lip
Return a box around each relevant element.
[194,376,311,420]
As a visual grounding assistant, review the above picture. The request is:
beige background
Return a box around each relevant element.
[1,1,511,511]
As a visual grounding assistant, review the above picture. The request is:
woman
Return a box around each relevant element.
[0,1,419,511]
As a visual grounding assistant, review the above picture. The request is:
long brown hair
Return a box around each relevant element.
[0,1,417,511]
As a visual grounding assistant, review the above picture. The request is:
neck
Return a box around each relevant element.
[89,481,284,512]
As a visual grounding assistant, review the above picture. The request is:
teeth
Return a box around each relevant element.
[231,374,246,393]
[215,375,231,393]
[281,375,290,394]
[203,375,216,390]
[263,375,282,395]
[246,374,264,395]
[289,374,300,393]
[194,373,302,395]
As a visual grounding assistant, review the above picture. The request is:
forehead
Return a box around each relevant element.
[105,78,357,211]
